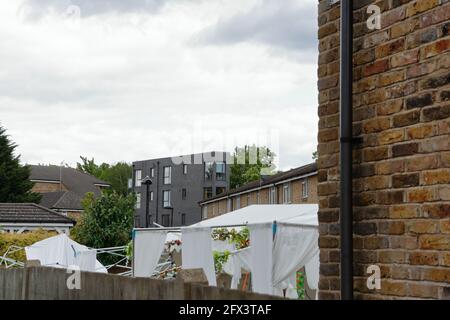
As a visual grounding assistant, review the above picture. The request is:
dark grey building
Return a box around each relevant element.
[132,151,230,227]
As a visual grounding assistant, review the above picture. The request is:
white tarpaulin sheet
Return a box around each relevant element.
[188,204,318,228]
[272,224,319,296]
[182,227,217,286]
[134,229,167,277]
[249,224,273,295]
[25,234,107,273]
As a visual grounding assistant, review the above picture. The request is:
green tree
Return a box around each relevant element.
[77,156,132,196]
[71,192,136,264]
[0,126,41,203]
[230,145,276,189]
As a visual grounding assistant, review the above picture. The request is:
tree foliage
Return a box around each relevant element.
[0,126,41,203]
[230,145,276,189]
[71,192,135,264]
[77,156,132,196]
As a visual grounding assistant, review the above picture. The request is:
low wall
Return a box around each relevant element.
[0,267,281,300]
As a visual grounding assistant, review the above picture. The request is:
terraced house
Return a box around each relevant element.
[199,162,318,219]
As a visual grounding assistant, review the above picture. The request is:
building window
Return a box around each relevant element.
[236,196,241,209]
[135,170,142,187]
[150,168,155,177]
[163,190,171,208]
[202,205,208,219]
[204,162,214,180]
[302,179,309,199]
[163,166,171,184]
[182,188,187,200]
[162,215,170,227]
[183,164,188,175]
[181,213,186,225]
[204,187,213,199]
[216,187,226,195]
[269,187,276,204]
[216,162,226,181]
[150,191,154,201]
[283,183,291,204]
[136,193,141,209]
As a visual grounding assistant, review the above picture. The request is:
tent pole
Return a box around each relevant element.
[340,0,354,300]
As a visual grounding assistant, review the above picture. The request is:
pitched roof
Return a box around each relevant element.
[0,203,75,225]
[40,191,85,211]
[199,162,317,204]
[30,165,110,211]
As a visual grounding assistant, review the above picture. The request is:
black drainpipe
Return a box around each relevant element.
[155,161,160,225]
[340,0,354,300]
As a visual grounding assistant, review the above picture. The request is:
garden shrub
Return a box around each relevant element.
[0,229,56,263]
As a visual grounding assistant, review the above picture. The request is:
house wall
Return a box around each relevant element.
[201,175,318,219]
[317,0,450,299]
[31,182,67,193]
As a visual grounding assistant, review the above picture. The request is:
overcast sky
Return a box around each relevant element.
[0,0,318,171]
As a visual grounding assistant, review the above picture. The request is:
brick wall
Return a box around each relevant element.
[317,0,449,299]
[201,175,318,219]
[32,182,67,193]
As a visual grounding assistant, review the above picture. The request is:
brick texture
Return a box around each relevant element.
[317,0,450,300]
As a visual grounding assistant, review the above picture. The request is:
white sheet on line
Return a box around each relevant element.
[272,224,319,296]
[249,224,273,295]
[182,227,217,286]
[134,230,167,277]
[305,250,320,291]
[226,247,251,290]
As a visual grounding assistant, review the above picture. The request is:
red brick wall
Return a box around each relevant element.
[317,0,450,299]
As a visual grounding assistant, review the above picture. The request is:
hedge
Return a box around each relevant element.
[0,229,56,263]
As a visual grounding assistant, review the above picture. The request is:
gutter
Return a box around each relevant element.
[340,0,354,300]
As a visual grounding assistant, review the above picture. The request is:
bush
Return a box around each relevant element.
[0,229,56,262]
[71,191,135,265]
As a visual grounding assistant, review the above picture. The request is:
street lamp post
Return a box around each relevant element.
[142,176,152,228]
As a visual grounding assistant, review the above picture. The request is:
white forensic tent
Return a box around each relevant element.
[182,204,319,297]
[25,234,107,273]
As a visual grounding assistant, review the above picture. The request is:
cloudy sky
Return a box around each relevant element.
[0,0,318,171]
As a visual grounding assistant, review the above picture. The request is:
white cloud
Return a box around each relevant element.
[0,0,318,171]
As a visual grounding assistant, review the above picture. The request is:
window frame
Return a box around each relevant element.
[269,187,276,204]
[283,183,291,204]
[135,170,142,187]
[136,192,141,209]
[163,166,172,185]
[204,162,213,181]
[163,190,171,208]
[302,178,309,199]
[215,162,226,181]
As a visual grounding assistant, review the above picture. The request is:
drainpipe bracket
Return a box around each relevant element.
[340,136,363,144]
